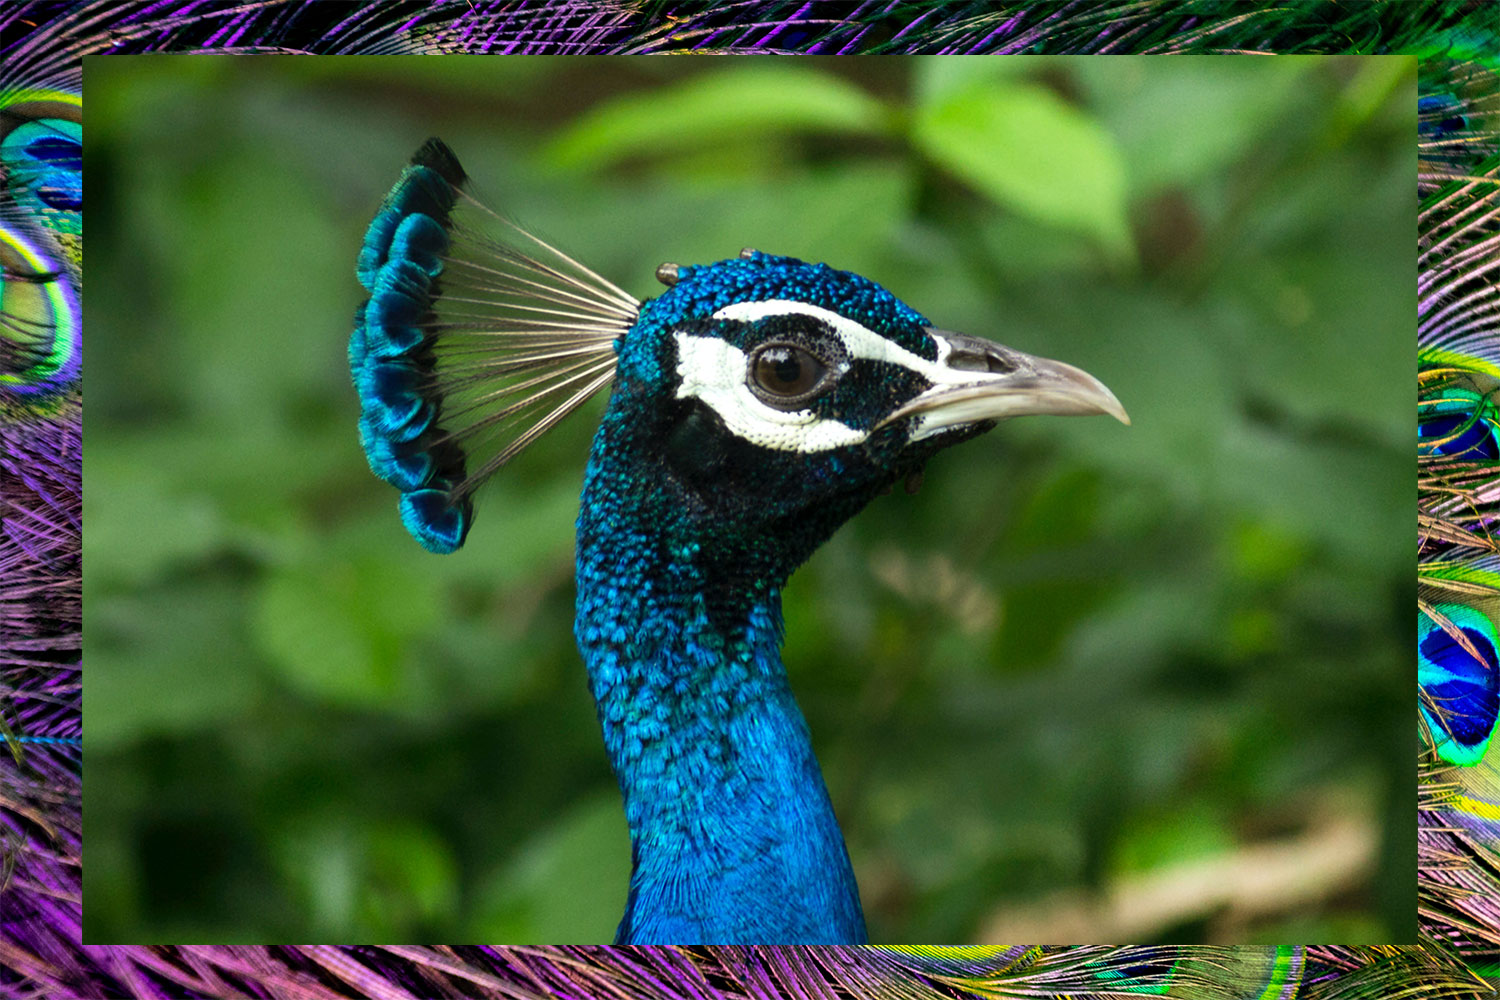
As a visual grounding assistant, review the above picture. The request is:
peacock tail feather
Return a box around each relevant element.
[1419,553,1500,954]
[0,67,80,408]
[0,2,83,989]
[1417,39,1500,982]
[0,944,1491,1000]
[7,0,1500,995]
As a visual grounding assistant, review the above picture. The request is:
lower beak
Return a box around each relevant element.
[878,329,1130,435]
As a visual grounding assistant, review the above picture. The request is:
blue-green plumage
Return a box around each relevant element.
[352,138,1127,944]
[572,255,939,942]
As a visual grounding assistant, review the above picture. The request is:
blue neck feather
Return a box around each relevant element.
[575,387,868,945]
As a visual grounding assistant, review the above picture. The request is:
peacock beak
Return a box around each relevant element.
[878,328,1130,435]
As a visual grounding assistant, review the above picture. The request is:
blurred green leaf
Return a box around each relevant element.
[474,792,629,943]
[1113,802,1235,874]
[287,53,555,97]
[423,476,580,589]
[88,580,265,750]
[913,55,1064,107]
[543,64,892,171]
[83,466,227,588]
[1216,424,1403,565]
[1231,521,1309,584]
[273,814,458,939]
[913,82,1132,259]
[542,162,914,291]
[1213,155,1412,448]
[362,823,460,934]
[1076,57,1313,193]
[273,812,359,933]
[252,557,443,707]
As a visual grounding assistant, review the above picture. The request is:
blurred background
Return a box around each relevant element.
[84,56,1412,944]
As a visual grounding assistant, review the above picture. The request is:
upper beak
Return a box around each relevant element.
[877,329,1130,436]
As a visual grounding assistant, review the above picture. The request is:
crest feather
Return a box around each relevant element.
[351,137,634,552]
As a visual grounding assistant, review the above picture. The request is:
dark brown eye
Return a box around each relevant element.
[750,344,827,400]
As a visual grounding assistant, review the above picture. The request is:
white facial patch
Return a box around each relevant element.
[674,334,867,452]
[672,300,985,452]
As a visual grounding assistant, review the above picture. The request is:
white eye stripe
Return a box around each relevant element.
[674,300,979,453]
[709,300,974,389]
[674,334,866,452]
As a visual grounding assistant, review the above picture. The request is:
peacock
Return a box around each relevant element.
[349,137,1128,944]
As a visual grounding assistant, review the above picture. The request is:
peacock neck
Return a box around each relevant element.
[574,420,867,945]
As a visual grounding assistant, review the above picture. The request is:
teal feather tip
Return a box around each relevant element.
[352,140,474,552]
[350,138,632,554]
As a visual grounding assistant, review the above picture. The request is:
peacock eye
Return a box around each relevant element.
[749,343,828,403]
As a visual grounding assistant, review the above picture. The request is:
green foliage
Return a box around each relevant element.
[272,813,460,939]
[474,792,631,944]
[1074,57,1316,194]
[544,63,893,170]
[253,556,443,708]
[913,78,1131,260]
[85,56,1412,944]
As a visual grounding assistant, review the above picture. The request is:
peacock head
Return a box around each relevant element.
[351,139,1127,559]
[589,250,1129,571]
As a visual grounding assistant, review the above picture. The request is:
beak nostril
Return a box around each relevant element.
[948,348,1016,375]
[931,330,1022,376]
